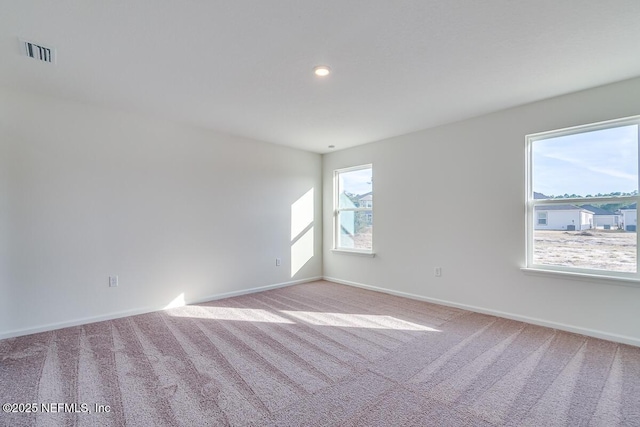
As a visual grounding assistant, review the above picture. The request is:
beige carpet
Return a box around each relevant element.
[1,280,639,426]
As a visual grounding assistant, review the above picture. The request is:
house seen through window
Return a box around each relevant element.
[526,116,640,278]
[334,165,373,252]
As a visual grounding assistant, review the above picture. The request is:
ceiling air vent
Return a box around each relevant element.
[20,39,56,64]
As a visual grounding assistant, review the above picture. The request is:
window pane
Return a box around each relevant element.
[533,204,636,272]
[338,168,372,209]
[537,212,547,225]
[533,125,638,199]
[338,210,372,250]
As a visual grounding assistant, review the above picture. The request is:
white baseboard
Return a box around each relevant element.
[188,276,323,305]
[0,276,322,340]
[324,276,640,348]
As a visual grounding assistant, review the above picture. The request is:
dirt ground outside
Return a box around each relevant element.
[534,229,637,272]
[353,226,373,250]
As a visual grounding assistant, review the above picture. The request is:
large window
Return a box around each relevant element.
[526,116,640,280]
[334,164,373,253]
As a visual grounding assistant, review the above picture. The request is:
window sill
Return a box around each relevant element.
[331,249,376,258]
[521,267,640,287]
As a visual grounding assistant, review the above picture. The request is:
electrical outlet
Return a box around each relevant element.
[434,267,442,277]
[276,258,281,266]
[109,276,118,287]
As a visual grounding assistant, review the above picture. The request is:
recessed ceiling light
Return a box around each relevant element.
[313,65,331,77]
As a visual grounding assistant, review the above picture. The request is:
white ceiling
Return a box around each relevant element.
[2,1,640,153]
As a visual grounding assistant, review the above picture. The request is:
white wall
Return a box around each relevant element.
[621,209,637,231]
[323,77,640,345]
[0,87,322,338]
[535,209,597,230]
[535,210,582,230]
[593,215,619,229]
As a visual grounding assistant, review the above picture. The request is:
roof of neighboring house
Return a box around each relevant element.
[359,194,373,201]
[534,204,594,212]
[533,192,550,199]
[580,205,617,215]
[339,193,356,208]
[620,203,637,210]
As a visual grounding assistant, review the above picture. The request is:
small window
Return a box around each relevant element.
[537,211,548,225]
[334,164,373,253]
[526,116,640,279]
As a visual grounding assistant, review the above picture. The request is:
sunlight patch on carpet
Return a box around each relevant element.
[167,306,296,324]
[281,311,441,331]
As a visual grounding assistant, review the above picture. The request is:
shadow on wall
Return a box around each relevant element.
[291,188,314,278]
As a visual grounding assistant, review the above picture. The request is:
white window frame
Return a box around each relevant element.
[333,164,374,256]
[524,115,640,283]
